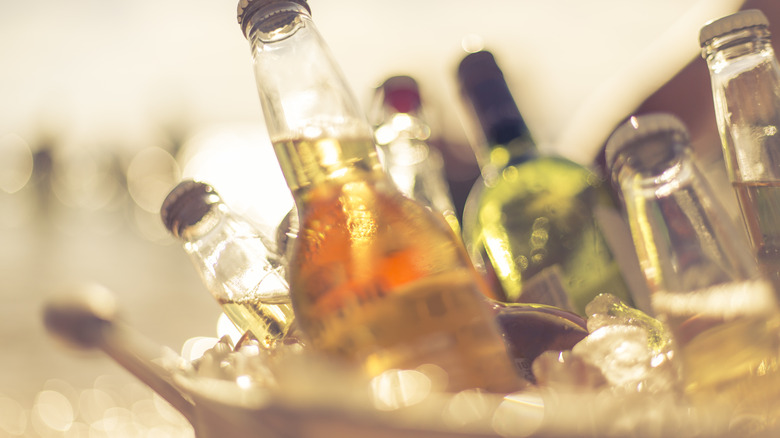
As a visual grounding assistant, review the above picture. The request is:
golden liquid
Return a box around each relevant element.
[219,297,296,349]
[467,155,632,314]
[276,137,523,393]
[652,281,780,423]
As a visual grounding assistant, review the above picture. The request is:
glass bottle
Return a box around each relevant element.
[160,179,297,349]
[237,0,523,393]
[457,50,635,315]
[369,75,461,234]
[701,9,780,298]
[488,268,589,384]
[605,113,780,422]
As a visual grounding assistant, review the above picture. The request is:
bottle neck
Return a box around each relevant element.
[246,3,381,195]
[611,137,760,293]
[702,25,780,184]
[459,71,537,171]
[181,209,287,301]
[610,133,689,199]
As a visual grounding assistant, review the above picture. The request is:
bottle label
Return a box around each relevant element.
[515,265,576,313]
[303,270,523,392]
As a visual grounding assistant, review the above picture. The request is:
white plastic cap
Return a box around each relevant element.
[699,9,769,47]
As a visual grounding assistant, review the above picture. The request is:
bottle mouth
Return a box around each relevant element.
[160,180,221,240]
[699,9,769,48]
[604,114,689,172]
[237,0,311,39]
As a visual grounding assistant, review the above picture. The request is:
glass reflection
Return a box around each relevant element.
[370,368,432,411]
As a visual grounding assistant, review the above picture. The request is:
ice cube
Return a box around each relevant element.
[576,294,682,393]
[532,350,607,391]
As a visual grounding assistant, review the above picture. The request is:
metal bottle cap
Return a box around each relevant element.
[160,180,222,240]
[699,9,769,47]
[237,0,311,38]
[604,113,689,172]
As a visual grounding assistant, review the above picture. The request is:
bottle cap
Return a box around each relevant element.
[457,51,527,146]
[237,0,311,38]
[604,113,689,172]
[160,180,221,240]
[380,76,422,114]
[699,9,769,47]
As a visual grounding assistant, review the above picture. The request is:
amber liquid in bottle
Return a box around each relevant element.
[277,136,523,393]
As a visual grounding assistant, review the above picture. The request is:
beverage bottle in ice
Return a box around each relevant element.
[605,112,780,421]
[488,267,589,383]
[236,0,524,392]
[160,179,298,349]
[457,50,635,315]
[701,9,780,297]
[369,75,461,234]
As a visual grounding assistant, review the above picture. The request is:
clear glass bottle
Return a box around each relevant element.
[701,9,780,297]
[160,179,297,349]
[606,113,780,422]
[457,50,634,315]
[369,75,461,234]
[237,0,523,392]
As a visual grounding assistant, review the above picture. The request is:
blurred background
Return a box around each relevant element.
[0,0,753,436]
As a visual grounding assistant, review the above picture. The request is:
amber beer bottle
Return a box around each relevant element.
[236,0,523,392]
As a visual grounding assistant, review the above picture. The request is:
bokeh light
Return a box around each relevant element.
[0,394,28,436]
[370,368,432,411]
[126,147,181,214]
[491,391,545,437]
[0,133,33,194]
[51,145,121,211]
[31,390,75,434]
[177,124,293,231]
[180,336,221,362]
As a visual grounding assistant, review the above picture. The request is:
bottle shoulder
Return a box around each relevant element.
[505,154,597,172]
[476,155,610,206]
[294,174,462,253]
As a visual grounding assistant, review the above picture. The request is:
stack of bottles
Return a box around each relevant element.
[154,1,780,432]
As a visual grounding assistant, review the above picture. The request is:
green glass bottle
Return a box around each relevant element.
[457,50,636,316]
